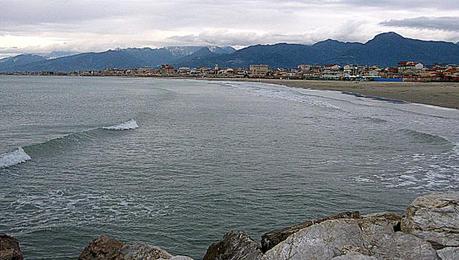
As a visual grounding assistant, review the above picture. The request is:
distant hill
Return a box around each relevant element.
[0,54,47,71]
[174,46,237,67]
[178,32,459,68]
[1,33,459,72]
[340,32,459,66]
[0,46,236,72]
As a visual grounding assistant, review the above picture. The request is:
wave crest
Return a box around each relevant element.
[1,118,138,169]
[399,129,451,145]
[0,147,31,169]
[103,119,139,130]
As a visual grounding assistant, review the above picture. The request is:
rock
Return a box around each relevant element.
[262,219,368,260]
[170,257,194,260]
[120,242,173,259]
[0,234,23,260]
[79,235,193,260]
[79,235,124,260]
[203,231,263,260]
[262,216,439,260]
[401,192,459,249]
[331,252,377,260]
[357,212,437,259]
[436,247,459,260]
[367,232,438,260]
[361,212,402,231]
[261,211,361,252]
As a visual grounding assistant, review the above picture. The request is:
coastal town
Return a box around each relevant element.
[6,61,459,82]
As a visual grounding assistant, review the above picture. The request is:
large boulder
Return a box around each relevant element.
[401,192,459,249]
[79,235,193,260]
[436,247,459,260]
[262,214,438,260]
[262,219,367,260]
[203,231,263,260]
[120,243,174,259]
[79,235,124,259]
[0,234,23,260]
[261,211,361,252]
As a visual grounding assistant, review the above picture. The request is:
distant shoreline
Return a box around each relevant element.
[2,74,458,109]
[198,78,459,110]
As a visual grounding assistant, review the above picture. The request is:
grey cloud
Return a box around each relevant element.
[1,0,459,57]
[381,17,459,32]
[2,0,459,27]
[327,0,459,9]
[166,31,314,46]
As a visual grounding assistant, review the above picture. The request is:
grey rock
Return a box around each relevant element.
[262,219,367,260]
[358,212,430,259]
[436,247,459,260]
[120,242,173,259]
[368,232,438,260]
[170,257,194,260]
[79,235,193,260]
[203,231,263,260]
[261,211,361,252]
[402,192,459,249]
[263,216,438,260]
[332,252,377,260]
[0,234,23,260]
[361,212,402,231]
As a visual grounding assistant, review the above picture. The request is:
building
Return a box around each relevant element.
[321,64,343,80]
[250,64,269,77]
[298,64,312,72]
[178,67,191,75]
[160,64,176,75]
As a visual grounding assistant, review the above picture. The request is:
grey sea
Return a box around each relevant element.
[0,76,458,259]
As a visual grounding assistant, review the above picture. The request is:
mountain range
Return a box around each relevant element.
[1,32,459,72]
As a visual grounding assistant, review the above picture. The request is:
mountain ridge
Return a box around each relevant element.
[1,33,459,72]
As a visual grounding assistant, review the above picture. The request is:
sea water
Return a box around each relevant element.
[0,76,458,259]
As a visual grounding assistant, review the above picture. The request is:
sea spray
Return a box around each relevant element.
[0,147,32,168]
[103,119,139,130]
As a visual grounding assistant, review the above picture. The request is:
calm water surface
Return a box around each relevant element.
[0,76,458,259]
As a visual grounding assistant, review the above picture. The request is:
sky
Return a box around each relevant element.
[1,0,459,58]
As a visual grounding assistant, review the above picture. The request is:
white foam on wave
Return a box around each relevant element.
[412,103,458,111]
[0,147,32,169]
[5,189,171,234]
[103,119,139,130]
[220,82,340,109]
[353,150,459,191]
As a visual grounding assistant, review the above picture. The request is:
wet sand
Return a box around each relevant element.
[202,78,459,109]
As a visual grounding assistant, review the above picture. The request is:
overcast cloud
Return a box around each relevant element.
[1,0,459,57]
[381,17,459,32]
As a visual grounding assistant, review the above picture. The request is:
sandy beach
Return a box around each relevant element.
[202,78,459,109]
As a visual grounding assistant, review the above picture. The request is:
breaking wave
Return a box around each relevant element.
[342,91,407,104]
[358,116,387,124]
[352,141,459,191]
[0,147,31,169]
[103,119,139,130]
[219,82,340,110]
[399,129,452,145]
[1,119,139,169]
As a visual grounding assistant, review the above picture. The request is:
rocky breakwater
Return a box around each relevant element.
[1,192,457,259]
[205,192,458,260]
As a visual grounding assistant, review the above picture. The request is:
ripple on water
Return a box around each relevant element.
[3,189,171,236]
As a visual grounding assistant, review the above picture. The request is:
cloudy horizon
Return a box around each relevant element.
[1,0,459,58]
